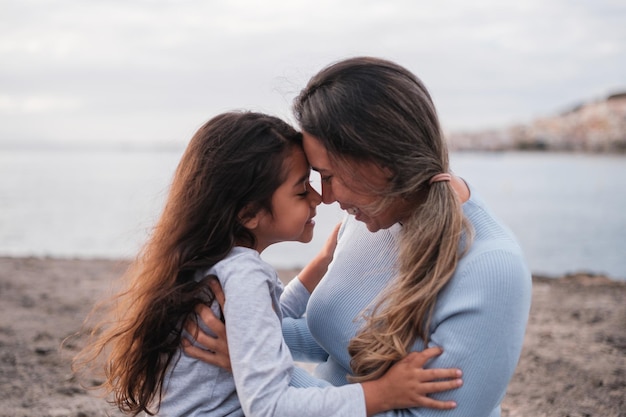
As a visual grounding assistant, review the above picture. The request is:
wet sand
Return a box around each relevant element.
[0,257,624,417]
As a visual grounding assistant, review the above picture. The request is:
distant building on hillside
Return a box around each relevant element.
[446,91,626,153]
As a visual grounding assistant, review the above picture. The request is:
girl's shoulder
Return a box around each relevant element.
[206,247,278,288]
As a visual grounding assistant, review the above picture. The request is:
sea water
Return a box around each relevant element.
[1,148,624,280]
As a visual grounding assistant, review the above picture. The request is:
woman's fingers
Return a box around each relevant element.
[194,304,226,338]
[182,310,232,371]
[207,277,225,309]
[182,338,231,371]
[179,279,232,371]
[184,319,220,351]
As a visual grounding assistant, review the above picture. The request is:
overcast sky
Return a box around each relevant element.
[1,0,624,147]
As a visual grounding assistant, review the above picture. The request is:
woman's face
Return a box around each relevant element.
[302,132,410,232]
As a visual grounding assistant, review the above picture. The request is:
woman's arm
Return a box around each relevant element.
[282,316,329,362]
[278,223,341,319]
[181,279,230,370]
[374,250,532,416]
[183,308,331,366]
[297,223,341,293]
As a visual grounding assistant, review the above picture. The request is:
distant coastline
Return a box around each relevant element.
[447,91,626,153]
[3,91,626,155]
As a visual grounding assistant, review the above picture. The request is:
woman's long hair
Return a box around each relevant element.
[294,57,473,381]
[72,111,302,415]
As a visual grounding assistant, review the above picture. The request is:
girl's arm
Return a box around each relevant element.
[184,301,462,416]
[361,348,461,414]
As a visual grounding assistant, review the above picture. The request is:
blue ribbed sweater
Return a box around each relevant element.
[283,185,532,417]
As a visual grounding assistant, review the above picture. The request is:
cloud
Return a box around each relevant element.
[0,94,82,114]
[0,0,624,144]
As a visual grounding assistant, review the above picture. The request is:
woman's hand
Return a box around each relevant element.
[298,222,341,293]
[361,347,462,415]
[182,279,232,372]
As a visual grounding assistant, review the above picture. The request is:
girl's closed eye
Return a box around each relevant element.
[297,182,311,197]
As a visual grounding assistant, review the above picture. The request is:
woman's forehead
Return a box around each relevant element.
[301,132,331,172]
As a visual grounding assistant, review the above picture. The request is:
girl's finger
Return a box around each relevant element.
[416,378,463,394]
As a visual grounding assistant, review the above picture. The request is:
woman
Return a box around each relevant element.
[188,57,532,416]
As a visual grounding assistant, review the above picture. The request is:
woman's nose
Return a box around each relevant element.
[320,182,336,205]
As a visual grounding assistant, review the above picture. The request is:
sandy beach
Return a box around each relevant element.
[0,256,624,417]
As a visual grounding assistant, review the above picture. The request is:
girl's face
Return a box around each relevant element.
[302,132,411,232]
[249,145,322,252]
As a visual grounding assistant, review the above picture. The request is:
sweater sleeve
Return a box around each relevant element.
[282,316,330,363]
[373,249,532,417]
[280,275,311,318]
[222,258,367,417]
[280,278,330,362]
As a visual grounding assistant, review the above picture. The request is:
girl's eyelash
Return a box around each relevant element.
[297,181,312,197]
[321,175,332,183]
[297,190,310,197]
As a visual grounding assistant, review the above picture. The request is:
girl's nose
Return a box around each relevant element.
[307,182,322,206]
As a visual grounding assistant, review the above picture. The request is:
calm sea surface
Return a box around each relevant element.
[1,149,624,280]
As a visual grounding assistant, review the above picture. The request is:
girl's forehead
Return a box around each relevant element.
[282,145,309,174]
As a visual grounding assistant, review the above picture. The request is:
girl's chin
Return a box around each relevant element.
[297,228,315,243]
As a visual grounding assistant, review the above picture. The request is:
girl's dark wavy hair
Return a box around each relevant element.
[72,111,302,415]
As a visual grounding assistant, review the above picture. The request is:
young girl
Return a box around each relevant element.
[73,111,462,416]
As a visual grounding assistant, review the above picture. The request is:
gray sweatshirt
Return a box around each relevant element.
[156,246,365,416]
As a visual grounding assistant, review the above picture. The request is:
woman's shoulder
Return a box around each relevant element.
[463,185,524,249]
[452,230,532,305]
[456,184,532,290]
[439,239,532,319]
